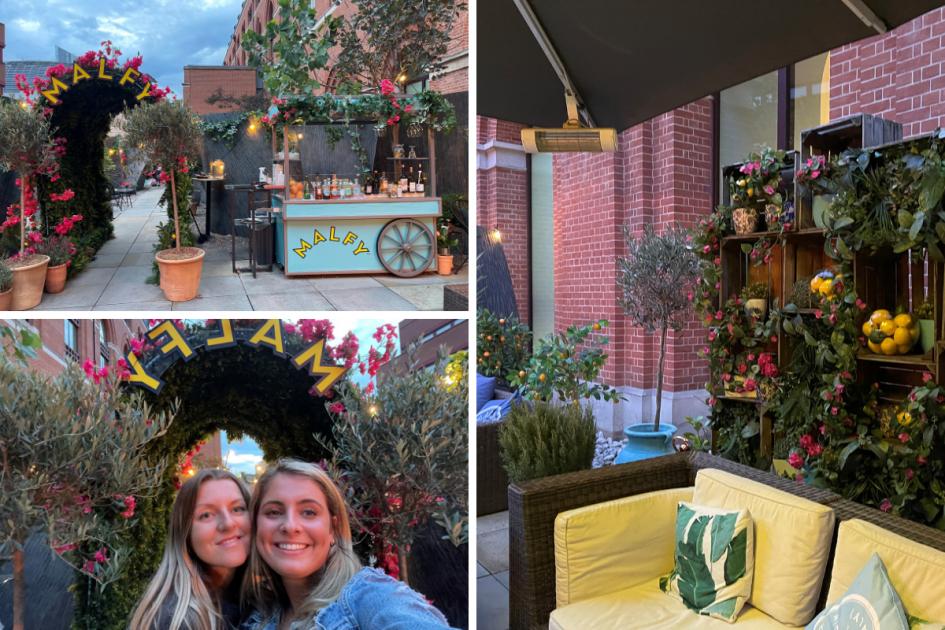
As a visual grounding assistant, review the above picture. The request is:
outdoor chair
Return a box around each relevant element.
[508,451,945,629]
[476,385,522,516]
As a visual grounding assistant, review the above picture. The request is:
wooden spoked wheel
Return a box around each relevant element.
[377,218,435,277]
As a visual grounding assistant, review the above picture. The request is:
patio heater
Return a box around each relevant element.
[513,0,616,152]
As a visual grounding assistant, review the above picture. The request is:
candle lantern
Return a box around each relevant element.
[210,160,225,178]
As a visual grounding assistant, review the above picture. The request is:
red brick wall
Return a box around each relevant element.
[830,7,945,137]
[183,67,258,115]
[477,116,530,321]
[551,100,713,393]
[0,22,6,96]
[3,319,145,377]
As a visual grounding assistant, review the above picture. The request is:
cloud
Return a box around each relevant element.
[14,19,41,33]
[225,448,263,467]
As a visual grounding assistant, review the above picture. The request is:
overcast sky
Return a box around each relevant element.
[2,0,244,97]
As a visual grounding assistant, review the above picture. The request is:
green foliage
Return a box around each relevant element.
[916,299,934,320]
[0,259,11,292]
[475,309,531,382]
[498,401,596,484]
[729,147,787,211]
[741,282,768,300]
[0,327,175,627]
[508,320,621,404]
[332,0,466,90]
[680,416,713,453]
[122,101,202,174]
[241,0,340,97]
[321,346,468,582]
[0,101,57,175]
[198,114,249,149]
[35,235,74,266]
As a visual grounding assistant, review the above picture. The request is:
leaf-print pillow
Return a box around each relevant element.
[659,502,754,623]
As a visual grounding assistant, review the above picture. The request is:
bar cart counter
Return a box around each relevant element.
[273,195,441,277]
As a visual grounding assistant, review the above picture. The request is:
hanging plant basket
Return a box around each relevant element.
[406,122,425,138]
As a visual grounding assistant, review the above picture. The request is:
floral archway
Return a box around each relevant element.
[5,41,172,268]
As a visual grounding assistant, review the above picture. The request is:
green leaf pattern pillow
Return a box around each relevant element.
[660,502,754,622]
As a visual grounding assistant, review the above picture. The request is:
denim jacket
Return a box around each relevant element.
[242,567,452,630]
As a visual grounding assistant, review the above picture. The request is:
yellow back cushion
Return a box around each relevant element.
[827,519,945,621]
[693,468,835,626]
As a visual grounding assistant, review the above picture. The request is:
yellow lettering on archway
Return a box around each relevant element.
[353,241,370,255]
[148,321,194,359]
[119,67,140,86]
[292,339,346,393]
[329,226,340,242]
[207,320,234,347]
[72,63,91,85]
[313,229,326,245]
[98,58,113,80]
[41,77,70,105]
[124,350,160,393]
[248,319,284,355]
[343,231,357,245]
[136,82,152,101]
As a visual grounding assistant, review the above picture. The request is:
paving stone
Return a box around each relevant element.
[388,285,443,310]
[320,287,417,310]
[477,575,510,630]
[478,511,509,535]
[97,280,165,305]
[476,529,510,574]
[86,253,125,268]
[196,275,246,298]
[34,283,107,309]
[68,268,116,288]
[92,300,173,312]
[172,294,253,311]
[240,272,316,296]
[477,563,490,578]
[248,292,335,311]
[310,276,385,291]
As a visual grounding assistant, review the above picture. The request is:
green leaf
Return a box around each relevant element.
[703,597,739,619]
[909,211,925,241]
[833,217,855,230]
[709,513,737,562]
[838,441,860,469]
[740,243,752,255]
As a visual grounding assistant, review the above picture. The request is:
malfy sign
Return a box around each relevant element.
[124,319,347,395]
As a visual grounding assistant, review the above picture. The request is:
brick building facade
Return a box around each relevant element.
[478,7,945,435]
[182,66,258,115]
[221,0,467,95]
[0,22,6,97]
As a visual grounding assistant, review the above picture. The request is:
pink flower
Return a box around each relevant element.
[814,309,823,319]
[120,495,136,519]
[905,468,915,480]
[898,432,910,444]
[328,402,346,414]
[923,372,933,383]
[763,185,775,196]
[831,406,839,416]
[918,455,928,465]
[879,499,892,513]
[54,542,78,554]
[82,359,95,378]
[94,547,108,564]
[380,79,396,95]
[788,451,804,469]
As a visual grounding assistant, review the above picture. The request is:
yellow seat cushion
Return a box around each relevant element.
[827,519,945,622]
[549,577,800,629]
[554,487,693,606]
[692,468,835,626]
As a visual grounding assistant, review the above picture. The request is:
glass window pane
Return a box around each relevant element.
[720,70,779,176]
[793,53,830,154]
[531,153,554,342]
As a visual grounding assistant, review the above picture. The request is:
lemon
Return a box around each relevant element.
[879,320,897,336]
[819,281,834,296]
[893,327,912,346]
[862,321,874,337]
[880,338,898,355]
[897,411,913,426]
[894,313,914,328]
[868,340,883,353]
[910,325,920,343]
[897,344,912,355]
[810,276,823,292]
[870,309,892,325]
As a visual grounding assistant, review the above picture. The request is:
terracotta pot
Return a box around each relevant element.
[745,298,768,320]
[9,254,50,310]
[0,288,11,311]
[155,247,205,302]
[45,263,68,294]
[437,254,454,275]
[732,207,758,235]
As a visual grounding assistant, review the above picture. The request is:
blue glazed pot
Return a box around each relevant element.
[614,423,678,464]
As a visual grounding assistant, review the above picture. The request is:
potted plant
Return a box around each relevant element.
[731,147,787,233]
[616,224,700,462]
[0,101,57,310]
[36,235,74,294]
[742,282,769,320]
[122,101,204,301]
[0,260,12,310]
[915,300,935,354]
[437,224,456,275]
[796,154,836,228]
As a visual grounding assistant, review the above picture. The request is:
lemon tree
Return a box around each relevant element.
[862,309,920,355]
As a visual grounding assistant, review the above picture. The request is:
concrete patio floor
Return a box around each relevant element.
[478,510,510,630]
[37,187,468,311]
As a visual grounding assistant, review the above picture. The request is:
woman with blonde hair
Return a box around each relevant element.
[130,468,252,630]
[242,459,451,630]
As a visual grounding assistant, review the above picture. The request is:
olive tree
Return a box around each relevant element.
[617,224,700,429]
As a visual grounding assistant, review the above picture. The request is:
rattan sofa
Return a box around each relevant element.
[507,451,945,629]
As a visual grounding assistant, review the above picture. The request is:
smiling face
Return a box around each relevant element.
[189,479,251,571]
[256,473,336,581]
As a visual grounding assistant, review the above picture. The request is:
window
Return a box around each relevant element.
[97,320,109,368]
[792,53,830,156]
[64,320,79,362]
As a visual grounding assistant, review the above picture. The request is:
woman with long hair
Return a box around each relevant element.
[242,459,451,630]
[130,468,252,630]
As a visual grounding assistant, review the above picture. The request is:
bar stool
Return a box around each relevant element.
[227,185,273,278]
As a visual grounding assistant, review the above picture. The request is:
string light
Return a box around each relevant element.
[489,226,502,244]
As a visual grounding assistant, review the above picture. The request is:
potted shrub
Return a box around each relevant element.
[0,260,12,310]
[915,300,935,354]
[742,281,769,320]
[796,154,837,228]
[0,101,58,310]
[122,101,204,301]
[437,224,456,275]
[731,147,787,233]
[498,401,596,483]
[616,224,700,462]
[36,234,74,294]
